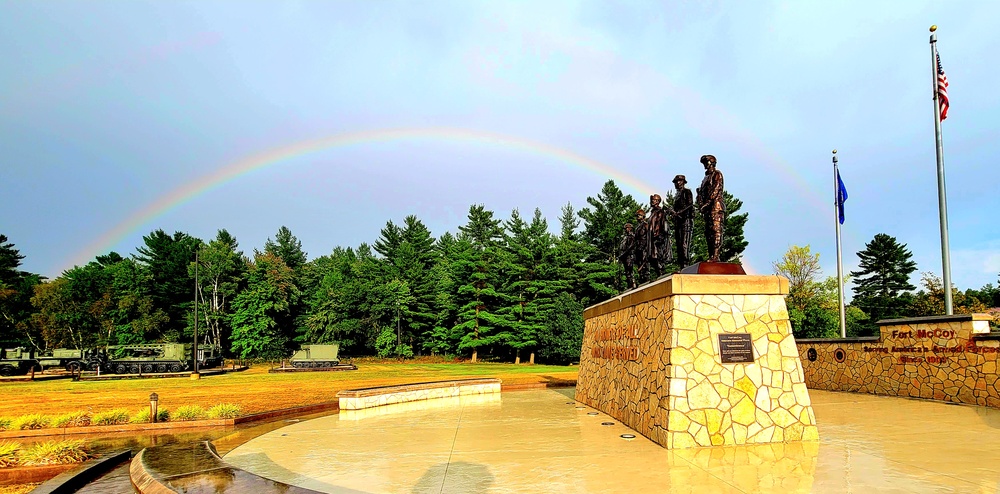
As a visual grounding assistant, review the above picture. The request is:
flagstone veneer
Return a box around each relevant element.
[797,314,999,406]
[576,274,818,449]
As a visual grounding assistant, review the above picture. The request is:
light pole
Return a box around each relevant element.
[192,247,200,377]
[149,392,159,423]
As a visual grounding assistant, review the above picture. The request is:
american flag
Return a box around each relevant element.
[936,52,949,121]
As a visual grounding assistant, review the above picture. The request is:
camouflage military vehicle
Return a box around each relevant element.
[289,344,340,368]
[105,344,190,374]
[0,347,39,376]
[102,343,224,374]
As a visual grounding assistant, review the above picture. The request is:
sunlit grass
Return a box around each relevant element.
[0,361,577,418]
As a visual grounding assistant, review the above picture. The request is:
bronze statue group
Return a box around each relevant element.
[619,154,726,289]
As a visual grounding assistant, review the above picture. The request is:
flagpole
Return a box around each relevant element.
[930,25,954,315]
[834,150,846,338]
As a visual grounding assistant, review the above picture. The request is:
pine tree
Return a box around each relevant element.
[850,233,918,325]
[134,230,201,337]
[263,226,308,348]
[453,205,508,362]
[499,209,559,363]
[0,234,41,348]
[264,226,307,271]
[578,180,640,264]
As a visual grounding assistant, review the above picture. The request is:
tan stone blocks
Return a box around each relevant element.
[798,315,997,408]
[577,274,817,449]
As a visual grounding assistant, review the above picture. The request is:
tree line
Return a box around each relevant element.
[0,180,748,364]
[774,234,1000,338]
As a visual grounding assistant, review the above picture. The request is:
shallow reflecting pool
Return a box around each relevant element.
[224,388,1000,493]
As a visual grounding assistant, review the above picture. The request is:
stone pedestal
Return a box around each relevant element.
[575,274,817,449]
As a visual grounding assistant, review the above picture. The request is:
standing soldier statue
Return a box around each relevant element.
[669,174,695,266]
[696,154,726,262]
[618,223,637,290]
[647,194,670,278]
[633,208,649,283]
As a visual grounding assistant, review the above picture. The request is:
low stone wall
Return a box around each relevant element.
[335,378,501,410]
[797,314,998,407]
[576,274,817,449]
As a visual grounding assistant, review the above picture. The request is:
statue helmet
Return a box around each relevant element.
[625,223,633,229]
[700,154,717,166]
[673,174,686,184]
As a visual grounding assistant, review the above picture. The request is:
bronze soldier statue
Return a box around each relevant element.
[632,208,649,283]
[618,223,636,289]
[696,155,725,262]
[647,194,670,278]
[669,174,694,266]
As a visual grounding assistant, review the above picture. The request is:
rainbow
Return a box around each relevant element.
[64,127,661,271]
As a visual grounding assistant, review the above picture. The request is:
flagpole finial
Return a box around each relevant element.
[832,149,837,154]
[930,25,937,32]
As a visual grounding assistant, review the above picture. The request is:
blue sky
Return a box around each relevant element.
[2,1,999,293]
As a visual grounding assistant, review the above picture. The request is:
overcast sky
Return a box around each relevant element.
[2,1,999,293]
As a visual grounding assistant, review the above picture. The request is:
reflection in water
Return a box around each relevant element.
[215,389,1000,493]
[412,461,494,494]
[339,392,501,421]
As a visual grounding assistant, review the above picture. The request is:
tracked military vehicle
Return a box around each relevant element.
[289,344,340,368]
[101,343,223,374]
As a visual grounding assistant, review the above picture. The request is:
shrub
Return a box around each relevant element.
[172,405,206,421]
[206,403,242,419]
[0,440,20,467]
[18,440,89,466]
[10,414,50,430]
[0,417,11,431]
[51,411,91,428]
[91,409,130,426]
[130,408,170,424]
[130,408,150,424]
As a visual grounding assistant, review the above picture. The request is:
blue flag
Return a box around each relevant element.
[837,170,848,224]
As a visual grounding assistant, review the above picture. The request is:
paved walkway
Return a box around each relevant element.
[225,388,1000,493]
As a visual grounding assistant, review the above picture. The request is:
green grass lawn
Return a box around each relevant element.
[0,360,578,419]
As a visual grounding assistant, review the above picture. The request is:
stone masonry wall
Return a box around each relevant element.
[797,314,999,407]
[576,274,818,449]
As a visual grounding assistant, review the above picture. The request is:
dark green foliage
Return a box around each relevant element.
[536,292,584,364]
[192,230,246,350]
[451,206,509,361]
[578,180,640,264]
[850,233,918,326]
[134,230,201,339]
[0,234,42,349]
[264,226,307,271]
[14,178,756,362]
[229,252,299,359]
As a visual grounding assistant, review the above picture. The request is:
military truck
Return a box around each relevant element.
[0,347,39,376]
[35,348,103,372]
[289,344,340,368]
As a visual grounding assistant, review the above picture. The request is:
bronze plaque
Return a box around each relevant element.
[718,333,754,363]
